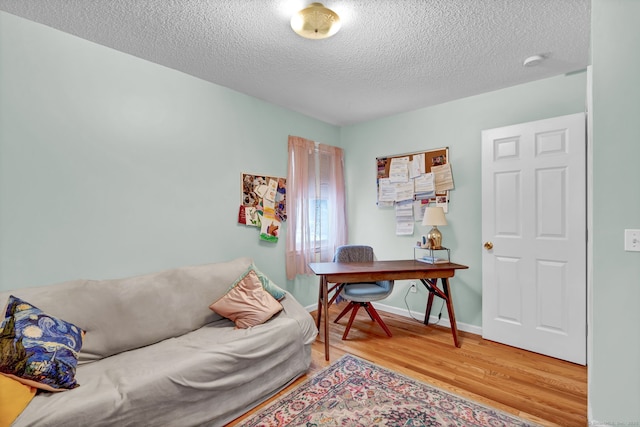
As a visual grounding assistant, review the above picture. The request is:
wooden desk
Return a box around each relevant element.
[308,259,469,360]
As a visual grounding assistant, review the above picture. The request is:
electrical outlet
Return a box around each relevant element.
[624,229,640,252]
[409,281,417,293]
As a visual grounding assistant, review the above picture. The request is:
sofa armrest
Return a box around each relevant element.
[279,292,318,345]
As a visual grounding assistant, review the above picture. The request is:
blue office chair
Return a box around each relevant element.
[332,245,394,340]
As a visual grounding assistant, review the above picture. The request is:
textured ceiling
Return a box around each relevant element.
[0,0,591,125]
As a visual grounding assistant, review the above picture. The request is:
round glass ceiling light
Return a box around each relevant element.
[291,2,341,40]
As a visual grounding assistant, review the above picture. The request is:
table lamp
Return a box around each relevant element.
[422,207,447,249]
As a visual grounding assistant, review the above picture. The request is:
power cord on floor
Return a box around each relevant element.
[403,286,423,322]
[403,286,445,324]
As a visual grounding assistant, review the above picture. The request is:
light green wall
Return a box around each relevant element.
[0,11,339,294]
[590,0,640,423]
[340,73,587,326]
[0,10,590,322]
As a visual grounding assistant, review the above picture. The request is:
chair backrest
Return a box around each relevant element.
[333,245,392,291]
[333,245,374,263]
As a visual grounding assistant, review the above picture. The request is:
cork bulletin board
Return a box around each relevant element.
[376,147,451,205]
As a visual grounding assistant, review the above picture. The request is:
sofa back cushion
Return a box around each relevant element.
[0,257,253,363]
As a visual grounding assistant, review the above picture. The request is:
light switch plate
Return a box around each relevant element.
[624,229,640,251]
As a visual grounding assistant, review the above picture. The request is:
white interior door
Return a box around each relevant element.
[481,113,586,365]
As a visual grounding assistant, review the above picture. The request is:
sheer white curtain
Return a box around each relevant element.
[285,136,347,280]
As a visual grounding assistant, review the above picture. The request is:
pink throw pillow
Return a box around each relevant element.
[209,270,282,328]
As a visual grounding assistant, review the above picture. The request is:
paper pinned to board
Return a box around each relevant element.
[388,156,410,183]
[395,200,414,235]
[394,181,414,202]
[431,163,454,192]
[414,172,435,200]
[260,179,280,242]
[378,178,396,203]
[409,153,424,179]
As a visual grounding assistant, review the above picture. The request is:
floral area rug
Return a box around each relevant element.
[242,354,540,427]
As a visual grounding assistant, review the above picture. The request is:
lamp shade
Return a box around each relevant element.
[422,207,447,226]
[291,2,341,39]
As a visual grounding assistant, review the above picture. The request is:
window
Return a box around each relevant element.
[285,136,347,279]
[309,196,329,249]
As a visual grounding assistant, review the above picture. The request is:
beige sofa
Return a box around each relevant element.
[1,257,317,427]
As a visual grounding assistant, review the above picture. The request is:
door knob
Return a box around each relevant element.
[483,241,493,250]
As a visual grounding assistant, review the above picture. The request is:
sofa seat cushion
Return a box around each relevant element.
[11,302,315,427]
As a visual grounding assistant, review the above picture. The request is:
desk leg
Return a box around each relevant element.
[424,291,435,325]
[419,277,461,348]
[441,278,460,348]
[420,278,437,325]
[316,277,323,331]
[321,275,330,360]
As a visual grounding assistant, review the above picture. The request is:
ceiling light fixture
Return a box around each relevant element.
[291,2,341,40]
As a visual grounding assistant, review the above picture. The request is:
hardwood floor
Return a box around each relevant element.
[227,304,587,426]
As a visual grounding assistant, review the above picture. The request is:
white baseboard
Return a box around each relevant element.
[375,302,483,336]
[304,302,482,336]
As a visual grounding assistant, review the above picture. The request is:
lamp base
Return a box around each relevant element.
[426,226,443,249]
